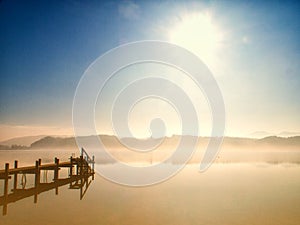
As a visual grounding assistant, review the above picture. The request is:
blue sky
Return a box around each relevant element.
[0,0,300,140]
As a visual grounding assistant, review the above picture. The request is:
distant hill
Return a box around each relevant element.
[1,135,299,150]
[249,131,300,139]
[256,136,300,146]
[29,135,120,149]
[223,136,300,149]
[30,136,77,149]
[27,135,300,150]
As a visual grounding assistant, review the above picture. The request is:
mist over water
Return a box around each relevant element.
[1,149,300,225]
[1,145,300,169]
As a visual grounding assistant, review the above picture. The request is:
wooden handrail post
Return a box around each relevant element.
[80,155,83,176]
[54,157,59,180]
[13,160,18,191]
[54,157,59,195]
[70,156,73,177]
[92,155,95,170]
[34,160,40,203]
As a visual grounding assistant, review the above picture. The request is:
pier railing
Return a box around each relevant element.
[0,152,95,216]
[81,147,95,172]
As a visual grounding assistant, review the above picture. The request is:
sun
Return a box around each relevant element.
[168,12,222,64]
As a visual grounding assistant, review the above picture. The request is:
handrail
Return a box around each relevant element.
[81,148,92,161]
[81,148,95,171]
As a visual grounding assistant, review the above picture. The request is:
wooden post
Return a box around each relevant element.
[54,157,59,180]
[54,157,59,195]
[92,155,95,180]
[3,163,9,215]
[80,155,83,176]
[70,156,73,177]
[38,158,42,166]
[13,160,18,191]
[69,156,73,188]
[34,160,40,203]
[76,158,79,176]
[92,155,95,171]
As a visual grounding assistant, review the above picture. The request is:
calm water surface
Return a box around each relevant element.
[0,150,300,225]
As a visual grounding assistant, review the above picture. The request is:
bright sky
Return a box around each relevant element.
[0,0,300,141]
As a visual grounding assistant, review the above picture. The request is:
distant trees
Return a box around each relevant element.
[10,144,29,150]
[0,144,29,150]
[0,145,10,150]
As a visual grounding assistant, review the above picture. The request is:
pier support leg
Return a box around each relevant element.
[3,163,9,215]
[80,177,83,200]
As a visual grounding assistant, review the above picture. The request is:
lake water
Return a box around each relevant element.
[1,150,300,225]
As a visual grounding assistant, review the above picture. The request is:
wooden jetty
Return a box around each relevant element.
[0,148,95,216]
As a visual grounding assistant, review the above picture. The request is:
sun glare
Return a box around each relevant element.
[169,12,222,64]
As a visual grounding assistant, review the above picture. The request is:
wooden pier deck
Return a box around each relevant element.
[0,148,95,216]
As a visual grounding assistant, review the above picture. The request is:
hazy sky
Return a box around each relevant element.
[0,0,300,140]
